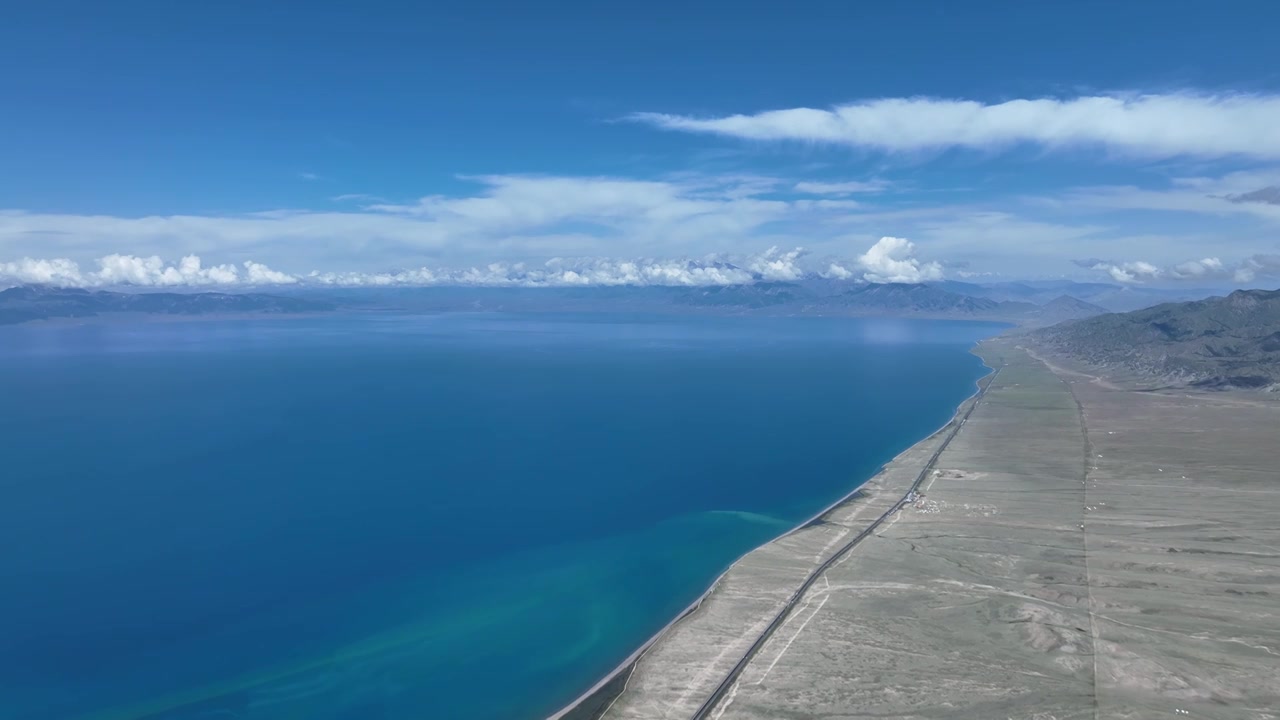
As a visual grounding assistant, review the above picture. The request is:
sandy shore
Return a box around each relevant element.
[553,337,1280,719]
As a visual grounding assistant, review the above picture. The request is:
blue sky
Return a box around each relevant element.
[3,0,1280,288]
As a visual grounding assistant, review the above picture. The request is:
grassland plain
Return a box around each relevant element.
[559,338,1280,720]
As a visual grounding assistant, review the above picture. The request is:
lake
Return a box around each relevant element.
[0,312,1003,720]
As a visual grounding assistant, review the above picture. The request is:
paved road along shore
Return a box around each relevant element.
[559,338,1280,720]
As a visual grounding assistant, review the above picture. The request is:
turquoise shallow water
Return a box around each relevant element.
[0,312,1002,720]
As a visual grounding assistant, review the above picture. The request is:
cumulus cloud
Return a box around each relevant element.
[0,257,86,286]
[822,263,855,280]
[93,254,240,286]
[744,246,807,281]
[310,249,796,288]
[0,244,961,290]
[244,261,298,285]
[2,247,823,290]
[1169,257,1225,279]
[310,258,752,288]
[1080,255,1280,285]
[1084,260,1163,283]
[632,93,1280,159]
[0,255,297,288]
[856,237,944,283]
[304,268,434,287]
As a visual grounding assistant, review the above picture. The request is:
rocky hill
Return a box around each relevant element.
[1032,288,1280,389]
[1036,295,1109,323]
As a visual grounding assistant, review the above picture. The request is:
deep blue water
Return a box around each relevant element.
[0,312,1002,720]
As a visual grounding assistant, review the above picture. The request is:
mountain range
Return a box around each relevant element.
[0,277,1217,328]
[0,285,333,326]
[1031,288,1280,389]
[292,279,1128,323]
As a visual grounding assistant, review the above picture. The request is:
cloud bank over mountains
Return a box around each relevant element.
[0,255,300,289]
[0,241,940,289]
[6,161,1277,287]
[7,238,1273,291]
[4,94,1280,288]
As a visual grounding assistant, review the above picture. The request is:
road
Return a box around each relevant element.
[688,366,1001,720]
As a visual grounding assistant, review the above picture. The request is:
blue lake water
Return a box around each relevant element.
[0,312,1003,720]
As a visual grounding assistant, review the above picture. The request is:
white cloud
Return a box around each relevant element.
[312,256,757,286]
[632,93,1280,159]
[331,193,388,203]
[1232,255,1278,283]
[910,211,1106,256]
[93,254,239,286]
[244,261,299,285]
[1057,184,1280,222]
[793,180,887,195]
[744,246,807,281]
[5,171,1266,284]
[0,209,454,263]
[0,255,297,288]
[307,267,440,287]
[0,175,853,268]
[2,248,815,289]
[1226,255,1280,284]
[310,250,786,288]
[822,263,855,280]
[856,237,944,283]
[1169,257,1224,279]
[1091,260,1162,283]
[365,175,787,238]
[1082,255,1280,285]
[0,257,86,286]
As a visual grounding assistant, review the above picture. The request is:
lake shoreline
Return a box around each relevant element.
[547,342,998,720]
